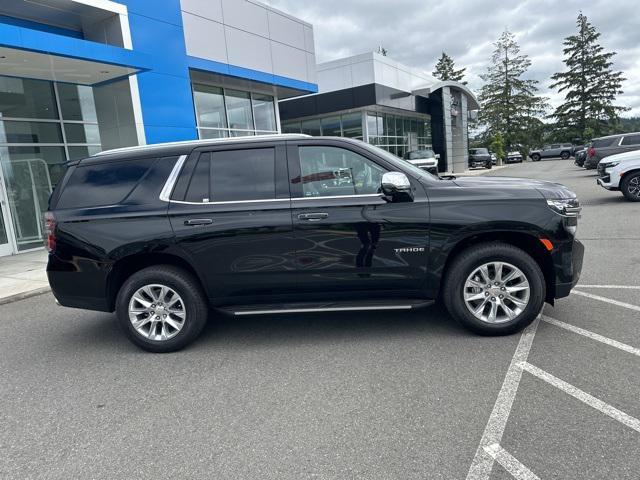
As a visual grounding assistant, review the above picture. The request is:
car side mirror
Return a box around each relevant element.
[381,172,413,202]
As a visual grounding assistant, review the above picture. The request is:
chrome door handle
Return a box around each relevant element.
[298,212,329,221]
[184,218,213,226]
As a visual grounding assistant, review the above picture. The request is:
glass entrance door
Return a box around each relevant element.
[0,166,15,256]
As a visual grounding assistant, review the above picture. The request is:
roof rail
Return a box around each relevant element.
[94,134,311,156]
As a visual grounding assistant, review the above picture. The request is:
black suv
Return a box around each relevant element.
[46,135,584,352]
[468,148,492,169]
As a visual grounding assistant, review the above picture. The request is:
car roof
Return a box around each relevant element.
[82,134,311,163]
[592,131,640,141]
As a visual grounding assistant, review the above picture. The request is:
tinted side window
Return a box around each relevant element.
[297,146,386,198]
[592,138,616,148]
[185,153,211,203]
[621,134,640,146]
[56,158,156,209]
[211,148,276,202]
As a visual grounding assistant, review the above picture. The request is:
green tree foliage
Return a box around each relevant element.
[478,30,548,151]
[432,52,466,84]
[489,133,505,161]
[550,13,627,141]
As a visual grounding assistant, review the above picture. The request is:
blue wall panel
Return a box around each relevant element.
[123,0,198,143]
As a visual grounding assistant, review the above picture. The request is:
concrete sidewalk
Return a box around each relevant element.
[0,250,49,305]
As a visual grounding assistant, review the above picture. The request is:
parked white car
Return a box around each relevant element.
[596,150,640,201]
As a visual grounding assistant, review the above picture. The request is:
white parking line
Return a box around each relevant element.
[577,285,640,290]
[519,362,640,434]
[483,444,540,480]
[466,316,540,480]
[542,316,640,357]
[571,290,640,313]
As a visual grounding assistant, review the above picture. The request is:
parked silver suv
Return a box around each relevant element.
[584,132,640,169]
[529,143,574,161]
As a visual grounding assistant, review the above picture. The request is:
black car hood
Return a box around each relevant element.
[452,176,577,199]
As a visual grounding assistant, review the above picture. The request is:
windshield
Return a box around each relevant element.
[470,148,488,154]
[365,144,438,180]
[407,149,435,159]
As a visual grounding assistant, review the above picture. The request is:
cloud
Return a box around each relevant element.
[263,0,640,116]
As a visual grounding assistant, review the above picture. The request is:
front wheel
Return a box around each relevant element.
[621,172,640,202]
[531,154,540,162]
[116,266,208,352]
[561,151,570,160]
[485,161,493,169]
[442,243,545,335]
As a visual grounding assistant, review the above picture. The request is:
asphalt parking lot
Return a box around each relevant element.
[1,159,638,480]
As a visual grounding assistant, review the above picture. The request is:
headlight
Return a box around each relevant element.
[546,198,581,235]
[603,161,619,169]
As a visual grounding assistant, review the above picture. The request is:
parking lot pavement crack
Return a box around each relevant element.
[465,316,540,480]
[483,444,541,480]
[518,362,640,434]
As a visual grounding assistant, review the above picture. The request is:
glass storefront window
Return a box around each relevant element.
[282,121,301,134]
[64,123,101,144]
[301,119,321,136]
[252,94,276,132]
[57,84,98,122]
[225,89,253,132]
[193,84,227,129]
[321,116,341,136]
[0,121,63,144]
[341,113,362,139]
[198,128,228,139]
[366,114,379,138]
[67,145,102,161]
[0,77,58,119]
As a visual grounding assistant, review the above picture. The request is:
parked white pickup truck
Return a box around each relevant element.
[596,150,640,201]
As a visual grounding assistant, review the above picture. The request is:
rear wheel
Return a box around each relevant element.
[621,172,640,202]
[116,266,208,352]
[443,243,545,335]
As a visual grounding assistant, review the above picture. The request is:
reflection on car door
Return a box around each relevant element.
[287,140,430,294]
[168,142,297,300]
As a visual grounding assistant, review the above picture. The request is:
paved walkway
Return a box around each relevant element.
[0,250,49,305]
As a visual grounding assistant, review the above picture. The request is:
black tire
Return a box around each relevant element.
[116,266,208,352]
[531,154,541,162]
[486,161,492,169]
[442,242,545,336]
[561,151,570,160]
[621,172,640,202]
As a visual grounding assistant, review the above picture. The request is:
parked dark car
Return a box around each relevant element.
[403,149,439,175]
[469,148,492,169]
[529,143,574,161]
[574,149,587,167]
[583,132,640,170]
[46,135,584,352]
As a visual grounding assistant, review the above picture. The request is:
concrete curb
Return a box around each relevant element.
[0,286,51,306]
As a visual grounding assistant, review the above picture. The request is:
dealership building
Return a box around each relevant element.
[0,0,477,257]
[280,51,479,174]
[0,0,317,256]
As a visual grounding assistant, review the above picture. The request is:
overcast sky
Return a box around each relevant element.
[264,0,640,117]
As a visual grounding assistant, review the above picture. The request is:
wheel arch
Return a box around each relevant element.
[439,231,556,303]
[106,252,205,311]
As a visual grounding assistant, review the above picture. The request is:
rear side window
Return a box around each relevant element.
[591,138,616,148]
[56,158,156,209]
[621,134,640,146]
[183,148,276,203]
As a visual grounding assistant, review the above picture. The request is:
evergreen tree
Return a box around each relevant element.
[432,52,466,84]
[550,13,627,141]
[478,30,548,150]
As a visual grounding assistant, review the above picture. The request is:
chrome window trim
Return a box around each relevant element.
[169,198,290,206]
[292,194,383,202]
[159,154,188,202]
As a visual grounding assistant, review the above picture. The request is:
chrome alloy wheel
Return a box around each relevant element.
[628,176,640,198]
[463,262,530,324]
[128,284,186,341]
